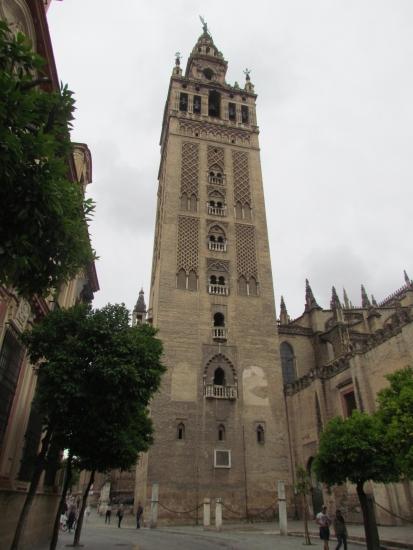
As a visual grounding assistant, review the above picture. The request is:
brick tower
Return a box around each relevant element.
[135,22,291,520]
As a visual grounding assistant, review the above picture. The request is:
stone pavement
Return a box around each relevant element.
[33,511,413,550]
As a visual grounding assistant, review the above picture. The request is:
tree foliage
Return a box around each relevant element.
[13,303,164,550]
[376,367,413,479]
[313,411,399,487]
[0,20,95,297]
[24,303,164,456]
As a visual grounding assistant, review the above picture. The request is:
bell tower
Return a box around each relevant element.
[136,21,291,519]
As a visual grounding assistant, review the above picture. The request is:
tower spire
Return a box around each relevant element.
[343,288,350,309]
[361,284,371,308]
[279,295,289,325]
[133,288,147,325]
[330,286,341,310]
[404,270,412,288]
[305,279,320,311]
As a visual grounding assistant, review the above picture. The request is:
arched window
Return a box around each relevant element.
[214,367,226,386]
[209,235,216,242]
[208,90,221,117]
[180,192,188,210]
[218,424,225,441]
[177,423,185,440]
[238,276,247,295]
[214,312,225,327]
[218,276,225,286]
[209,200,216,207]
[280,342,296,384]
[235,202,243,219]
[210,275,217,285]
[256,424,265,444]
[177,269,186,290]
[190,194,197,212]
[249,276,258,296]
[204,68,214,80]
[188,270,197,291]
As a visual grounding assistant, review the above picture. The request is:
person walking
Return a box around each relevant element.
[67,505,77,533]
[117,504,124,528]
[136,502,143,529]
[316,504,331,550]
[333,510,348,550]
[105,502,112,524]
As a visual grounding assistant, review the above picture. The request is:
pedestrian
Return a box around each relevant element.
[333,510,348,550]
[85,504,91,523]
[136,501,143,529]
[105,502,112,524]
[117,503,124,528]
[316,504,331,550]
[67,505,77,533]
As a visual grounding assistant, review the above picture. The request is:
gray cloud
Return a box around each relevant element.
[48,1,413,317]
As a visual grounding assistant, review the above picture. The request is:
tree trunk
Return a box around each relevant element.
[356,481,380,550]
[10,428,52,550]
[49,451,73,550]
[73,469,95,547]
[302,494,312,545]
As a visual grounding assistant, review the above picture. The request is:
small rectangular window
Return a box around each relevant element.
[228,102,236,121]
[214,449,231,468]
[179,92,188,112]
[241,105,249,124]
[343,390,357,417]
[193,95,201,114]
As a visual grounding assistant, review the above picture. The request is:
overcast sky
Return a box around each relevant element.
[47,0,413,319]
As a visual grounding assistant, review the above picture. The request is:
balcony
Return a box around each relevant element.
[204,384,237,400]
[212,327,228,341]
[208,285,229,296]
[208,241,227,252]
[207,205,226,216]
[208,175,225,185]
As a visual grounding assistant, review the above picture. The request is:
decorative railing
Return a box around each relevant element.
[207,205,226,216]
[204,384,237,399]
[208,285,228,296]
[212,327,227,340]
[208,241,227,252]
[208,175,225,185]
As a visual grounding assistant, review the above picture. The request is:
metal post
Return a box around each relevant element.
[278,480,287,535]
[203,497,211,528]
[150,483,159,529]
[215,498,222,530]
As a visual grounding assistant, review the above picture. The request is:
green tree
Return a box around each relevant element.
[294,466,312,545]
[0,20,94,297]
[313,411,399,550]
[377,367,413,478]
[11,303,165,550]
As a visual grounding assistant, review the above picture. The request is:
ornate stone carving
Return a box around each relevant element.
[177,215,199,273]
[232,150,251,206]
[235,223,257,279]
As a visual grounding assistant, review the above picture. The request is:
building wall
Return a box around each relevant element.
[0,4,98,547]
[282,284,413,525]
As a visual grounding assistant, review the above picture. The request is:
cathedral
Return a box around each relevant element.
[132,23,413,525]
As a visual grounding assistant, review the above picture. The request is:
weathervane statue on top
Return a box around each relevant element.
[199,15,209,35]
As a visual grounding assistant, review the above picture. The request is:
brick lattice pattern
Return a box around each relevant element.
[177,215,199,273]
[181,142,199,197]
[207,145,225,170]
[235,223,258,279]
[232,150,251,205]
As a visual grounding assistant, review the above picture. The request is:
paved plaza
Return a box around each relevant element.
[33,511,413,550]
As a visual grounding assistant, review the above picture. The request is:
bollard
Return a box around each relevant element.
[150,483,159,529]
[203,498,211,528]
[278,480,287,535]
[215,498,223,530]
